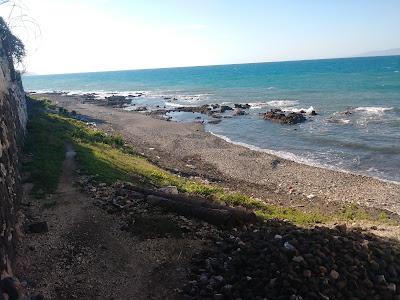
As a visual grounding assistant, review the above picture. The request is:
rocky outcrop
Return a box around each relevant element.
[0,23,27,280]
[263,109,306,124]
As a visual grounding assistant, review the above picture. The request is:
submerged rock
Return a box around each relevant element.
[233,108,248,116]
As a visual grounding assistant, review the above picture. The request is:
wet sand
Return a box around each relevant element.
[41,93,400,216]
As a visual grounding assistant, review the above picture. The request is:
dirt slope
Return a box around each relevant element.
[16,144,202,299]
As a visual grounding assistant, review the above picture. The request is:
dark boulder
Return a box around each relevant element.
[220,105,233,113]
[263,109,306,124]
[234,103,251,109]
[105,95,131,107]
[175,105,211,114]
[233,108,248,116]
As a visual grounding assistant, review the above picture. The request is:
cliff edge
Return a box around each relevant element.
[0,17,27,281]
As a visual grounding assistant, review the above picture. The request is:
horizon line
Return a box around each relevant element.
[24,53,400,77]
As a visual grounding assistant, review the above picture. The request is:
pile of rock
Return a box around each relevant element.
[183,221,400,299]
[104,95,132,107]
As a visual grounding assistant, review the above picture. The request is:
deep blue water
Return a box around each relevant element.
[23,56,400,182]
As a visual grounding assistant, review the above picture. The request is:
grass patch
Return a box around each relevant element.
[217,193,328,224]
[339,203,371,222]
[25,96,394,226]
[24,111,69,198]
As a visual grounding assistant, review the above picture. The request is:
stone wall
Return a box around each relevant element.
[0,34,27,278]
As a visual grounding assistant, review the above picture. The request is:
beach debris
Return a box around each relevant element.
[307,194,316,199]
[263,109,306,124]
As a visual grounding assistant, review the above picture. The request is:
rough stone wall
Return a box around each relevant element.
[0,36,27,278]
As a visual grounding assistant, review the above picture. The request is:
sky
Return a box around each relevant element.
[1,0,400,74]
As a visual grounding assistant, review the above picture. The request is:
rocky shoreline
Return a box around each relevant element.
[19,94,400,299]
[33,92,400,218]
[38,91,318,125]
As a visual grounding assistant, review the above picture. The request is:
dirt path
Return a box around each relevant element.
[16,144,201,299]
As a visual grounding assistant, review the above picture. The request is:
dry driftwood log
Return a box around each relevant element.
[117,183,259,226]
[146,195,258,227]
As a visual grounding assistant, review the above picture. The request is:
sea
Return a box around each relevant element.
[23,56,400,183]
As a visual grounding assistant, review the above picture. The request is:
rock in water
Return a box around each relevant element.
[263,109,306,124]
[220,105,233,113]
[233,108,248,116]
[234,103,251,109]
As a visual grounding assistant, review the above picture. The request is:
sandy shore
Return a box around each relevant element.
[40,93,400,216]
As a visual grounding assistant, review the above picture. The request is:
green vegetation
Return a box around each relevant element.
[0,16,25,64]
[25,96,395,225]
[24,103,69,198]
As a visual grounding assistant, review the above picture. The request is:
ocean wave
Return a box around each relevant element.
[165,102,185,107]
[354,106,394,114]
[266,100,299,107]
[286,106,315,114]
[208,131,400,185]
[249,100,300,109]
[209,131,322,166]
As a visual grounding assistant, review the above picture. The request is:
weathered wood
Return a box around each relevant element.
[147,195,233,226]
[146,195,258,227]
[123,185,222,208]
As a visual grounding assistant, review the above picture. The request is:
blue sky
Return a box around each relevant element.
[1,0,399,74]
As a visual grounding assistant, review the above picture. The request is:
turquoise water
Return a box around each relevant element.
[23,56,400,182]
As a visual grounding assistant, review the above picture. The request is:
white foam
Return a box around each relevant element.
[249,100,300,109]
[286,106,315,114]
[249,102,270,109]
[266,100,299,107]
[354,106,394,114]
[165,102,185,107]
[209,131,325,167]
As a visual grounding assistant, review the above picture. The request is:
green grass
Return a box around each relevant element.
[25,96,395,225]
[24,112,69,198]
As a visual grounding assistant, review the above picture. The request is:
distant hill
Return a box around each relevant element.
[357,48,400,57]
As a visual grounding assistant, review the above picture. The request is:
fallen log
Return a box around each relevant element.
[120,185,222,209]
[146,195,258,227]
